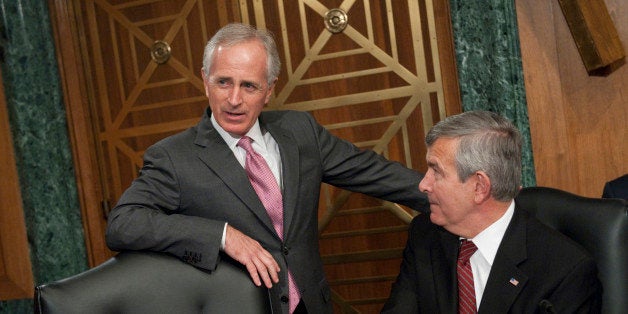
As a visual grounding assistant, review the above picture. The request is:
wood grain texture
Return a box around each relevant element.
[517,0,627,197]
[557,0,625,75]
[48,0,114,267]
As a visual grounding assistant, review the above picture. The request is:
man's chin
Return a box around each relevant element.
[428,212,444,226]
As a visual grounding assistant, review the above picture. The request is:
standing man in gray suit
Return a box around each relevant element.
[106,23,428,314]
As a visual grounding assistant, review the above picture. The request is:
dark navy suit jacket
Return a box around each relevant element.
[382,206,602,313]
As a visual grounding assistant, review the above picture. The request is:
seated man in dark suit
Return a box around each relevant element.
[602,174,628,200]
[382,111,602,313]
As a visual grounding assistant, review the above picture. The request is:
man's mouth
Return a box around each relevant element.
[224,111,245,120]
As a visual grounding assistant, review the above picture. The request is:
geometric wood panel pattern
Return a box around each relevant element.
[254,1,452,312]
[68,0,460,312]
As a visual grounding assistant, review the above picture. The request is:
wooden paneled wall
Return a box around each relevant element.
[516,0,627,197]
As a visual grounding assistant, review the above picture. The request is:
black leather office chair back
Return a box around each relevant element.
[34,251,271,314]
[516,186,627,314]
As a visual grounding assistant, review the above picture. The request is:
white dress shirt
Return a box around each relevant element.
[465,200,515,309]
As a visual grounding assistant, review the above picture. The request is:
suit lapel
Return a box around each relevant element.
[479,208,529,313]
[435,229,459,314]
[262,114,300,240]
[194,112,277,235]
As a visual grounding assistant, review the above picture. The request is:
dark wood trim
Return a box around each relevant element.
[434,0,462,116]
[47,0,113,267]
[0,68,35,300]
[557,0,625,75]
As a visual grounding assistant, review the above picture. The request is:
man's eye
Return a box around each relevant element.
[215,79,232,87]
[242,82,260,92]
[427,166,440,177]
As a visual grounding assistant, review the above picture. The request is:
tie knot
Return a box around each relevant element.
[237,136,254,152]
[458,239,477,262]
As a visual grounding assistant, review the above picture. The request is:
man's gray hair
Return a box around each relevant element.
[201,23,281,85]
[425,110,522,201]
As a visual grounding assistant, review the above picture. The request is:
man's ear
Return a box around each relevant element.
[265,78,277,104]
[473,171,492,204]
[201,70,210,98]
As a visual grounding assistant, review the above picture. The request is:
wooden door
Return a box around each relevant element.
[52,0,460,312]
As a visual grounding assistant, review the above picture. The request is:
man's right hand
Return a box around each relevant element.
[223,225,280,288]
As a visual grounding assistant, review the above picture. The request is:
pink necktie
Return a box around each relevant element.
[457,239,478,314]
[237,136,300,313]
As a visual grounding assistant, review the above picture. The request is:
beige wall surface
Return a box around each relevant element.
[517,0,626,197]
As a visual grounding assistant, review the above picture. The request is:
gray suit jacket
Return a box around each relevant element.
[382,206,602,313]
[106,109,428,314]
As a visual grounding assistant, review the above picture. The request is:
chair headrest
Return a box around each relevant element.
[35,251,271,314]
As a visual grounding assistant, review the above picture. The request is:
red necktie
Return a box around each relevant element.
[238,136,300,313]
[457,239,478,314]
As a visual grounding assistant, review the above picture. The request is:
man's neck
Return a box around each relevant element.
[459,199,513,239]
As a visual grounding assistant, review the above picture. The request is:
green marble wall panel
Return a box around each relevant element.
[0,1,87,313]
[450,0,536,187]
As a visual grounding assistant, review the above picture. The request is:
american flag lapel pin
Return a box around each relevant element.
[509,277,519,286]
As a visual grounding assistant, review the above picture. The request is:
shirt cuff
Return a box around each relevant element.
[220,222,228,250]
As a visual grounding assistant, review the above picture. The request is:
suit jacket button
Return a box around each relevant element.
[281,295,289,303]
[282,246,289,255]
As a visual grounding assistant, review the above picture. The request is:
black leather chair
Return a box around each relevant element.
[34,251,271,314]
[516,186,627,314]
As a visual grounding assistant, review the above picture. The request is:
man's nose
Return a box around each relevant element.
[227,86,243,105]
[418,175,431,193]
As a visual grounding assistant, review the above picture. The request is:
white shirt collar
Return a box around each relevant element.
[210,114,267,152]
[468,200,515,266]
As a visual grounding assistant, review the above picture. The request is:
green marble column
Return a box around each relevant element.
[0,1,87,313]
[450,0,537,187]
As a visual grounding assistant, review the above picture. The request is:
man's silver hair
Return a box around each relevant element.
[201,23,281,85]
[425,110,522,201]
